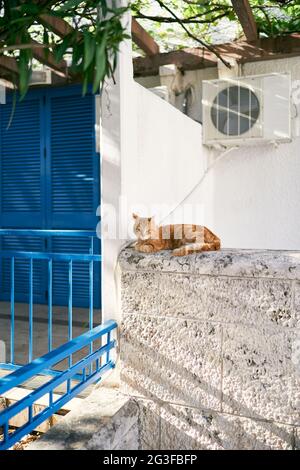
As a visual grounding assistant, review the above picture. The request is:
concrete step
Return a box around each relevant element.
[0,368,93,398]
[0,386,83,433]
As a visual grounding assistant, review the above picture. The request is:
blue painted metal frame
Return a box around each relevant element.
[0,228,117,451]
[0,84,106,449]
[0,320,117,451]
[0,229,100,368]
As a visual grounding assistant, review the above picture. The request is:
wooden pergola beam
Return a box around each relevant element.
[133,33,300,76]
[132,17,160,56]
[0,57,20,89]
[28,40,69,77]
[39,13,75,38]
[0,3,74,83]
[0,40,70,82]
[41,11,160,58]
[134,48,216,76]
[41,13,160,58]
[0,55,19,75]
[231,0,258,42]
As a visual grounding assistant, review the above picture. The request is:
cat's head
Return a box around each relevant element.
[133,213,156,241]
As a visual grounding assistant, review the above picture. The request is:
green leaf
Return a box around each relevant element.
[6,87,17,130]
[93,34,108,93]
[43,28,49,45]
[71,42,82,67]
[56,0,84,12]
[100,0,108,18]
[43,28,50,61]
[54,36,71,63]
[18,49,32,100]
[0,0,128,100]
[82,71,89,97]
[83,31,95,71]
[20,3,40,16]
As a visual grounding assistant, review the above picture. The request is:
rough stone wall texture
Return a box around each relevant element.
[119,248,300,450]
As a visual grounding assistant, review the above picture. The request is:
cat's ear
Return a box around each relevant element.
[148,216,154,222]
[132,213,138,220]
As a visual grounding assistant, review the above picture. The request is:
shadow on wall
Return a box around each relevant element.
[121,320,297,450]
[135,398,295,450]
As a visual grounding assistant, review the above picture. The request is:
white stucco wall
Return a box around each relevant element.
[100,3,133,323]
[202,57,300,250]
[122,82,206,223]
[101,20,300,321]
[131,57,300,250]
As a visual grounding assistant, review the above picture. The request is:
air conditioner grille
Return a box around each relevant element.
[211,85,260,136]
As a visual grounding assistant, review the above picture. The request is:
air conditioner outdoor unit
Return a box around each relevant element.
[202,73,291,147]
[149,85,170,103]
[30,68,52,86]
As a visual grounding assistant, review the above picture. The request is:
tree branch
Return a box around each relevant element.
[134,11,229,25]
[0,42,53,53]
[154,0,231,68]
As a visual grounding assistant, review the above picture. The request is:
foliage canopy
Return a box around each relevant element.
[1,1,300,98]
[0,0,129,98]
[131,1,300,51]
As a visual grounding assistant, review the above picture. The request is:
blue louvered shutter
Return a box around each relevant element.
[0,86,100,308]
[47,87,100,308]
[0,93,46,303]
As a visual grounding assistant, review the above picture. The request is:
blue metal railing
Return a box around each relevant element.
[0,229,100,368]
[0,320,117,451]
[0,229,118,450]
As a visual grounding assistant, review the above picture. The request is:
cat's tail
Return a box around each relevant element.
[172,240,221,256]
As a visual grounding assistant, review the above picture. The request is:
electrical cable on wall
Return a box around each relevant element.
[159,145,238,225]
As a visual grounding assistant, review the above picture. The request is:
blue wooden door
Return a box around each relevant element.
[0,92,46,303]
[0,85,100,308]
[46,86,100,308]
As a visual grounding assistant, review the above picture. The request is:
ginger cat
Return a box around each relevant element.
[133,214,221,256]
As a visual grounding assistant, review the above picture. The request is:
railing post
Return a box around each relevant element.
[68,260,73,370]
[106,331,111,366]
[0,229,101,371]
[48,259,53,352]
[10,257,15,365]
[3,421,8,446]
[89,236,94,373]
[29,258,33,363]
[0,321,117,451]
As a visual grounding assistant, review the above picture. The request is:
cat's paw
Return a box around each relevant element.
[137,244,154,253]
[172,248,187,256]
[134,241,144,251]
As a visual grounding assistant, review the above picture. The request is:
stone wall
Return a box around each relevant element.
[119,248,300,450]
